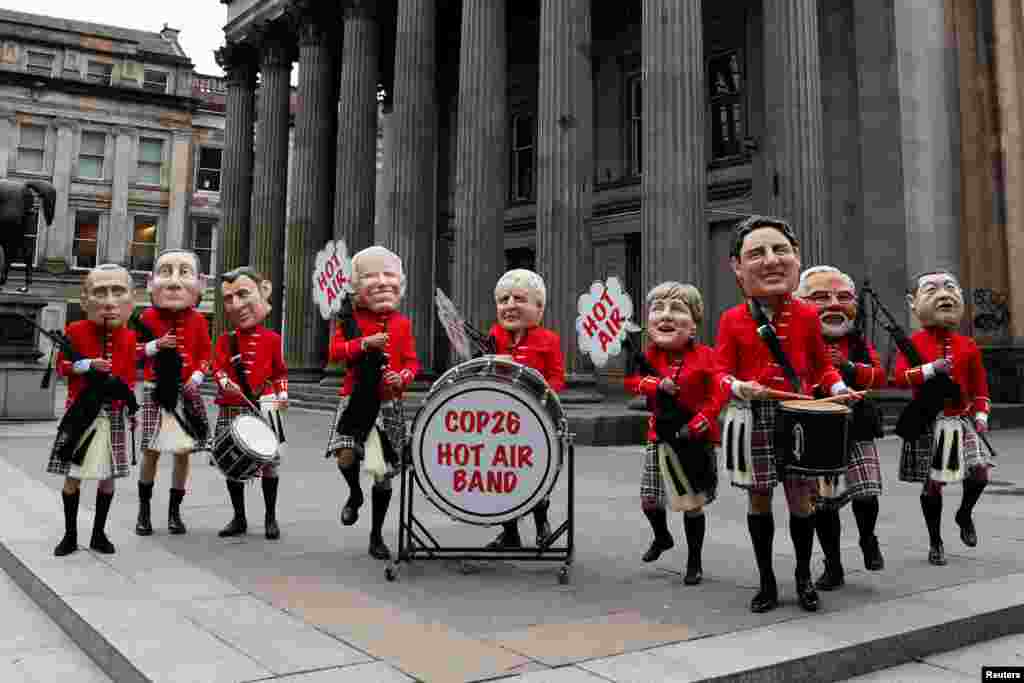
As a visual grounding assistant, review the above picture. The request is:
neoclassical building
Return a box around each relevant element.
[219,0,1024,389]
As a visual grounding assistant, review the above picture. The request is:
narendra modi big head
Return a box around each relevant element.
[82,263,134,327]
[797,266,858,339]
[351,246,404,313]
[147,248,205,311]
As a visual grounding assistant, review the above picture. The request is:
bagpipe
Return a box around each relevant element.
[129,310,209,444]
[860,284,961,441]
[20,314,138,465]
[333,292,397,465]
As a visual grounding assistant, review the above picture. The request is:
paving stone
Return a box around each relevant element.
[580,649,704,683]
[842,661,974,682]
[505,667,613,682]
[8,646,113,683]
[923,632,1024,676]
[253,661,415,682]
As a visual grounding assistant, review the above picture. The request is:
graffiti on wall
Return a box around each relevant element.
[973,289,1011,335]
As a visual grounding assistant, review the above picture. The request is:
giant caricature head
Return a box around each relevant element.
[797,266,858,339]
[494,268,545,334]
[908,270,964,329]
[351,246,404,313]
[221,266,272,330]
[730,216,802,300]
[82,264,134,328]
[148,249,204,310]
[646,281,703,351]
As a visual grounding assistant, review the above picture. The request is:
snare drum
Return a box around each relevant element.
[776,400,850,477]
[410,356,567,526]
[212,414,279,481]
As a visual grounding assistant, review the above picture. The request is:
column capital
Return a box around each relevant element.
[253,22,297,68]
[215,42,258,86]
[286,2,340,46]
[345,0,376,21]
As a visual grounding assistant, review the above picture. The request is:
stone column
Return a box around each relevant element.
[993,0,1024,338]
[535,0,593,369]
[284,11,337,378]
[335,0,379,254]
[107,127,134,266]
[165,129,192,251]
[250,28,294,331]
[44,118,76,269]
[641,1,706,295]
[387,0,438,370]
[892,1,961,280]
[213,44,257,336]
[453,0,507,330]
[764,0,827,264]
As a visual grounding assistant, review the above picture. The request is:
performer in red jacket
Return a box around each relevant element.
[49,264,137,556]
[212,267,288,540]
[796,266,888,589]
[135,249,212,537]
[894,270,991,566]
[327,246,419,560]
[625,281,726,585]
[715,216,857,613]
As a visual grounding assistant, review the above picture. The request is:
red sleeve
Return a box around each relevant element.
[543,330,566,392]
[687,347,728,438]
[624,348,660,397]
[212,334,231,385]
[714,312,739,394]
[893,340,928,388]
[271,333,289,395]
[967,341,991,414]
[195,314,213,375]
[329,324,363,363]
[56,349,73,378]
[854,343,886,389]
[395,318,419,388]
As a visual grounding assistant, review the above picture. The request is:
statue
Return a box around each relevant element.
[0,178,56,293]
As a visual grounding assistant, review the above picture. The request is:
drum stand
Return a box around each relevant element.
[386,432,576,585]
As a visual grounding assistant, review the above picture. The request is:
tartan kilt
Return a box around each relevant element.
[211,406,280,478]
[140,383,210,453]
[325,395,407,460]
[899,416,988,484]
[641,441,718,508]
[817,440,883,511]
[47,406,130,479]
[733,399,819,495]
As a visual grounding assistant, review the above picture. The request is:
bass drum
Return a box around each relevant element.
[410,356,566,526]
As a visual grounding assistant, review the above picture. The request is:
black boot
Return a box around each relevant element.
[683,513,705,585]
[641,507,675,562]
[747,513,778,613]
[89,490,116,554]
[135,481,154,536]
[219,480,247,537]
[262,476,280,540]
[955,478,986,548]
[814,508,845,590]
[532,498,552,547]
[487,521,523,549]
[54,490,80,557]
[790,514,819,611]
[368,486,392,560]
[168,488,187,535]
[852,497,884,570]
[339,464,363,526]
[920,494,945,565]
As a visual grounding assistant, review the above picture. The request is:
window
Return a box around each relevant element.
[15,206,39,267]
[627,75,642,177]
[137,137,163,185]
[86,61,113,85]
[143,69,168,93]
[129,216,157,271]
[17,124,45,172]
[78,131,105,179]
[196,147,222,192]
[510,114,535,201]
[73,211,100,269]
[191,218,216,275]
[26,51,54,77]
[708,50,745,160]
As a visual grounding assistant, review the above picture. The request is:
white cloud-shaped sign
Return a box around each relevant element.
[312,240,353,320]
[575,276,641,368]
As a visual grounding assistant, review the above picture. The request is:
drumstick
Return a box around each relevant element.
[764,388,814,401]
[803,390,869,405]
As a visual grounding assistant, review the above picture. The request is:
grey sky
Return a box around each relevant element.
[5,1,226,76]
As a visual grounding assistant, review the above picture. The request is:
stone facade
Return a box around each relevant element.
[219,0,1022,382]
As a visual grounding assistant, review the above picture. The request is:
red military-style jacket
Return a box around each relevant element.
[625,342,727,443]
[212,325,288,407]
[893,327,991,417]
[715,295,843,396]
[488,323,566,392]
[811,335,887,394]
[329,308,419,400]
[57,320,137,410]
[138,307,212,382]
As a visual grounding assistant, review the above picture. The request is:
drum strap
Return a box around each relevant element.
[750,299,801,393]
[229,331,257,405]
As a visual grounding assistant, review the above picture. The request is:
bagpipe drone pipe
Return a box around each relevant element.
[622,331,714,493]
